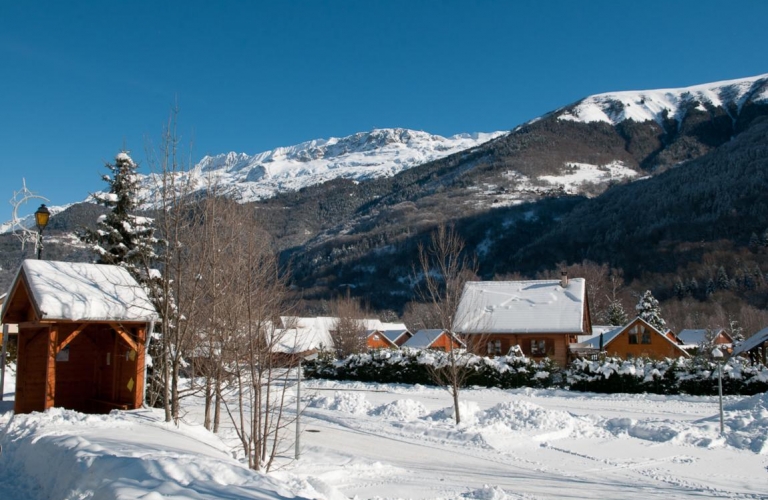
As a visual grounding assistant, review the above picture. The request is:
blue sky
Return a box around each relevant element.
[1,0,766,223]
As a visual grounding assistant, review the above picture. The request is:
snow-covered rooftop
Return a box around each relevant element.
[3,260,157,323]
[402,329,447,349]
[733,327,768,356]
[378,329,410,344]
[677,328,728,346]
[454,279,588,334]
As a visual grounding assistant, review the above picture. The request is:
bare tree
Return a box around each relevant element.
[414,224,478,424]
[219,212,297,472]
[142,109,205,422]
[330,289,368,357]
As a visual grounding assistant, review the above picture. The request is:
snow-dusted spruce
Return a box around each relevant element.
[635,290,666,332]
[80,152,158,284]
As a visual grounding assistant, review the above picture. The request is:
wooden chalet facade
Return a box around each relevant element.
[453,275,592,367]
[1,260,157,414]
[580,317,690,360]
[402,329,463,352]
[676,328,733,352]
[366,328,412,349]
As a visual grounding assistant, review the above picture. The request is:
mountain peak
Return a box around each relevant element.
[180,128,505,203]
[557,73,768,126]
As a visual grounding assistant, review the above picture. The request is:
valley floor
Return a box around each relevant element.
[1,365,766,499]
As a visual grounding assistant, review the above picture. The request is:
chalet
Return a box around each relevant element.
[676,328,733,352]
[453,274,592,367]
[577,317,690,360]
[402,329,463,351]
[732,327,768,365]
[373,328,412,348]
[366,323,411,349]
[1,260,157,414]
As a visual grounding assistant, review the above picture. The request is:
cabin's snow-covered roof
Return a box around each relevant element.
[403,329,446,349]
[577,327,623,349]
[274,317,334,354]
[379,329,410,343]
[454,279,587,334]
[733,327,768,356]
[6,260,156,322]
[676,329,728,346]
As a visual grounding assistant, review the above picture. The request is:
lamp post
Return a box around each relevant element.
[711,347,724,436]
[34,204,50,260]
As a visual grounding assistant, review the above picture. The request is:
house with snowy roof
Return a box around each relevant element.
[453,274,592,367]
[366,323,411,349]
[675,328,732,352]
[402,329,463,351]
[273,316,391,358]
[575,317,690,360]
[1,260,157,414]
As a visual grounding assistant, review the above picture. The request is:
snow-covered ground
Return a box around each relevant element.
[1,363,767,499]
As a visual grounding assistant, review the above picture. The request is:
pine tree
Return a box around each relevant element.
[81,152,157,281]
[606,299,628,326]
[687,277,699,297]
[635,290,666,332]
[716,266,730,290]
[673,277,686,299]
[705,279,716,296]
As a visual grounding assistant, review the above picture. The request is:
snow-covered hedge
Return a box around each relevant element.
[306,349,768,395]
[304,348,559,389]
[567,356,768,395]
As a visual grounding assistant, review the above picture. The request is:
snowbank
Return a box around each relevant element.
[0,406,320,499]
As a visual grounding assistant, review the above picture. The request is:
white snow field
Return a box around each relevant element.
[1,364,767,499]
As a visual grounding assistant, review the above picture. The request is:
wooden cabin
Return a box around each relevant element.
[402,329,464,351]
[577,317,690,360]
[1,260,157,414]
[453,274,592,367]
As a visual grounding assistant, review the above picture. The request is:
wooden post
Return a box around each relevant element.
[0,324,8,402]
[44,326,57,410]
[132,326,146,409]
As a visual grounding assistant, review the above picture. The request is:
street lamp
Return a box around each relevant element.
[711,347,724,436]
[34,204,50,260]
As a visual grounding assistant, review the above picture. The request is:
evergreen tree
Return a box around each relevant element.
[705,278,716,296]
[729,319,745,344]
[749,232,760,252]
[716,266,730,290]
[606,299,628,326]
[635,290,666,332]
[673,277,686,299]
[687,277,699,297]
[81,152,157,281]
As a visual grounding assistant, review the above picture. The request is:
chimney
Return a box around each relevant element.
[560,271,568,288]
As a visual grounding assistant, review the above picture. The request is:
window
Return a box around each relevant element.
[641,329,651,344]
[487,340,502,355]
[531,339,547,356]
[628,326,639,344]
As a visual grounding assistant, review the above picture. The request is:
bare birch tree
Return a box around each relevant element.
[414,224,478,424]
[211,206,297,471]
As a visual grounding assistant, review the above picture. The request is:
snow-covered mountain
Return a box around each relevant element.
[557,73,768,126]
[155,128,506,204]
